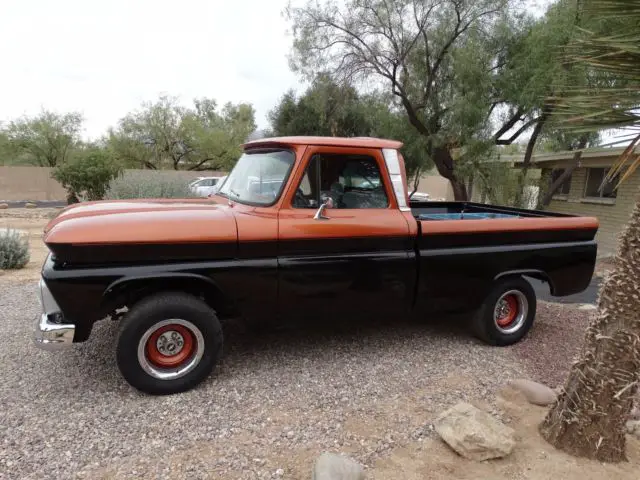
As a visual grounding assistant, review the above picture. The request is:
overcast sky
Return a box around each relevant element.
[1,0,551,140]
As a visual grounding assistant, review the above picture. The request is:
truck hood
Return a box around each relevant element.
[43,199,238,264]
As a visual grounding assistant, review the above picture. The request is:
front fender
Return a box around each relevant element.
[102,273,237,319]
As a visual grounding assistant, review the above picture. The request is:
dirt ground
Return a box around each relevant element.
[370,387,640,480]
[2,208,637,479]
[0,207,59,282]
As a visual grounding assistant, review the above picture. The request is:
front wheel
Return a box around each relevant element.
[471,276,536,346]
[116,292,223,395]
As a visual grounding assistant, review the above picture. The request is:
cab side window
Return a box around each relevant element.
[292,154,388,209]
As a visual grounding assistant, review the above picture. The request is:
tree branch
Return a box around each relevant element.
[495,116,539,145]
[492,108,525,143]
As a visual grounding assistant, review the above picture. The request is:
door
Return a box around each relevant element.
[277,146,415,323]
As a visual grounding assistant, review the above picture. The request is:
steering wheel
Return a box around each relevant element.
[294,188,311,208]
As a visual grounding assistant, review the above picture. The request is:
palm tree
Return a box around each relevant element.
[538,0,640,462]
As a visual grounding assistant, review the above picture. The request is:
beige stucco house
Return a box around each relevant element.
[515,147,640,256]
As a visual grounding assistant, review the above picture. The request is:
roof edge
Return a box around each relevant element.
[242,135,404,150]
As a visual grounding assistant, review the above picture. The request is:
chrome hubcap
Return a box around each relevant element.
[493,290,528,335]
[156,330,185,356]
[137,319,205,381]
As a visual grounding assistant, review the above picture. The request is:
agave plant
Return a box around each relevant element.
[538,0,640,462]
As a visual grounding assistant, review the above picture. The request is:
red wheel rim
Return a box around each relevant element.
[146,324,195,368]
[496,294,519,327]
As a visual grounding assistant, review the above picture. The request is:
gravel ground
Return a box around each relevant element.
[0,279,591,480]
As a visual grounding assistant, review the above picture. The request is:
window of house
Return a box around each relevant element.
[551,168,571,195]
[584,167,618,199]
[292,154,389,209]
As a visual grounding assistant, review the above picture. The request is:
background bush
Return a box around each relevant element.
[104,170,199,199]
[0,229,30,269]
[52,147,123,203]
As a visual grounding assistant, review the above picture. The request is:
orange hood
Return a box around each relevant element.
[43,199,237,246]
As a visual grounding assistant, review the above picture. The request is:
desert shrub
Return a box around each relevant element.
[104,170,198,199]
[52,147,123,203]
[0,229,30,269]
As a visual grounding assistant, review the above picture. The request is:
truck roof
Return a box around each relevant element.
[242,136,404,150]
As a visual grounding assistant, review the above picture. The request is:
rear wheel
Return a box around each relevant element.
[471,276,536,346]
[116,292,223,395]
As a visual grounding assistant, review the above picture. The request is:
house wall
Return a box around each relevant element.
[545,160,640,256]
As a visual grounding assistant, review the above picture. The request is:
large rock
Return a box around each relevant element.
[312,452,365,480]
[434,402,516,461]
[509,379,557,406]
[0,203,8,209]
[24,202,37,209]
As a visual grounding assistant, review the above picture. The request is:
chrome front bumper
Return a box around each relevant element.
[33,278,75,350]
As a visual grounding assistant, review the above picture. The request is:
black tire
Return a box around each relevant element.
[470,276,536,346]
[116,292,223,395]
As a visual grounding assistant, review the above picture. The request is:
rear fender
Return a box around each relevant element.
[495,270,556,295]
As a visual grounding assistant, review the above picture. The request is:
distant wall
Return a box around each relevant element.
[0,166,224,201]
[0,165,454,202]
[415,175,454,201]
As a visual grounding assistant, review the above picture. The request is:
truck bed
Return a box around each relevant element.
[411,201,597,240]
[409,201,599,312]
[410,201,571,220]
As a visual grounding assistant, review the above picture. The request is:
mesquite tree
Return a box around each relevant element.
[286,0,542,200]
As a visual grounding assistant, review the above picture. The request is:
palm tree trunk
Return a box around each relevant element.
[539,191,640,462]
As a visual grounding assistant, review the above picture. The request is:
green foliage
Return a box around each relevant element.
[104,171,198,199]
[0,229,30,270]
[537,130,601,153]
[474,159,540,207]
[107,95,256,171]
[269,75,432,186]
[269,74,371,137]
[51,147,123,203]
[284,0,549,199]
[2,110,83,167]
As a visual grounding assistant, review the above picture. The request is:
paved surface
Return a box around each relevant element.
[528,276,601,305]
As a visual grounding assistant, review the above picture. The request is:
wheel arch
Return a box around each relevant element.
[494,269,554,295]
[102,273,238,319]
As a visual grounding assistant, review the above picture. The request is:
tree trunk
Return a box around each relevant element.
[431,147,468,201]
[514,112,549,207]
[449,177,468,201]
[540,138,588,207]
[540,163,577,207]
[539,193,640,462]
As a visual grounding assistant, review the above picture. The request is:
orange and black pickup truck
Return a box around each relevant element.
[34,136,599,395]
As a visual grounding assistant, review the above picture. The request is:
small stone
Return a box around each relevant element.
[312,452,365,480]
[626,420,640,436]
[434,402,516,461]
[509,379,558,406]
[286,430,294,439]
[0,203,8,209]
[578,303,597,310]
[24,202,37,208]
[275,468,284,476]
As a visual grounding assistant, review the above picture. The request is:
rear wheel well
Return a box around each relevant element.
[103,277,237,320]
[495,270,554,296]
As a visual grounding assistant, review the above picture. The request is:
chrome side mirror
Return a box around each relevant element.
[313,198,332,220]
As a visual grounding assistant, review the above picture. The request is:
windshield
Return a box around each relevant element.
[217,149,295,206]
